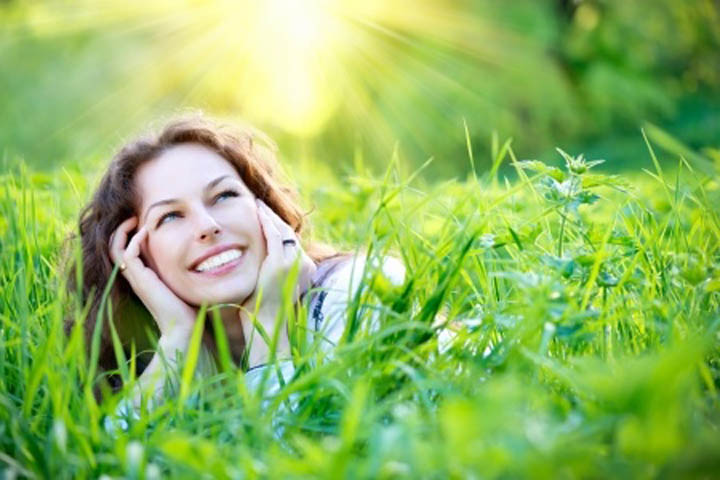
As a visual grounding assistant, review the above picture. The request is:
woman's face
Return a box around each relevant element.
[134,143,266,307]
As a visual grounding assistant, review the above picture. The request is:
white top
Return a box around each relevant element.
[105,254,406,431]
[245,253,406,395]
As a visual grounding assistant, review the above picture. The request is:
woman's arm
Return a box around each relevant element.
[107,325,226,432]
[238,200,314,370]
[240,309,291,370]
[106,217,202,427]
[126,326,192,410]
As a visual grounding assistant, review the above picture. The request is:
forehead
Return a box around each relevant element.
[135,143,243,205]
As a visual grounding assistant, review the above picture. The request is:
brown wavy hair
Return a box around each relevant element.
[65,114,337,377]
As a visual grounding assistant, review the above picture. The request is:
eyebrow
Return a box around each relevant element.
[142,175,234,223]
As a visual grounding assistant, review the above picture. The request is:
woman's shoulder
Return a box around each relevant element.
[308,253,405,335]
[315,252,405,293]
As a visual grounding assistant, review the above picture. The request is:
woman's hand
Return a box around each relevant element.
[240,200,316,366]
[109,217,198,343]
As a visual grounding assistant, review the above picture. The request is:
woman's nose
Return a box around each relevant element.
[199,226,221,241]
[196,213,222,241]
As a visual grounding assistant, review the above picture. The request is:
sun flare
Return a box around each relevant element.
[217,0,349,136]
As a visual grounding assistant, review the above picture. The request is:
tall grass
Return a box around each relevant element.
[1,140,719,479]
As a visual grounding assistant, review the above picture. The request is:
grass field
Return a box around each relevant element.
[1,138,719,479]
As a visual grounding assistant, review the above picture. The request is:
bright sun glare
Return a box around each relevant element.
[16,0,500,145]
[219,0,347,136]
[213,0,492,139]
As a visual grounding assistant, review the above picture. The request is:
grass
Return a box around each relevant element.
[1,139,719,479]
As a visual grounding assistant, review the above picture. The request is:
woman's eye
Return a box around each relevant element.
[157,211,180,227]
[214,189,239,203]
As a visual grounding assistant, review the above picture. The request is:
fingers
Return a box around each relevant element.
[252,201,317,310]
[109,217,138,265]
[259,199,296,238]
[108,217,152,283]
[257,200,300,262]
[125,224,148,259]
[257,200,283,258]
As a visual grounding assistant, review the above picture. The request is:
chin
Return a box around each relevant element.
[190,286,253,307]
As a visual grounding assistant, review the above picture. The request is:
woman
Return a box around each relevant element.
[66,114,404,418]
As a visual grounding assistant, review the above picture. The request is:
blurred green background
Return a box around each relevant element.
[1,0,719,177]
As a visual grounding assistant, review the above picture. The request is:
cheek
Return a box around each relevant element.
[220,203,263,238]
[247,214,263,240]
[247,205,263,239]
[146,231,182,273]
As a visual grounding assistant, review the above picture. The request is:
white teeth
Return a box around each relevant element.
[195,249,243,272]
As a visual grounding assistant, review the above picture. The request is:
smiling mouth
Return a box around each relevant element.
[193,248,244,273]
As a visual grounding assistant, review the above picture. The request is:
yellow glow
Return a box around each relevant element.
[213,0,495,137]
[218,0,347,136]
[575,3,600,31]
[17,0,522,148]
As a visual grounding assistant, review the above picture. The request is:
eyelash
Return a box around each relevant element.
[157,211,180,227]
[156,189,240,227]
[215,189,240,203]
